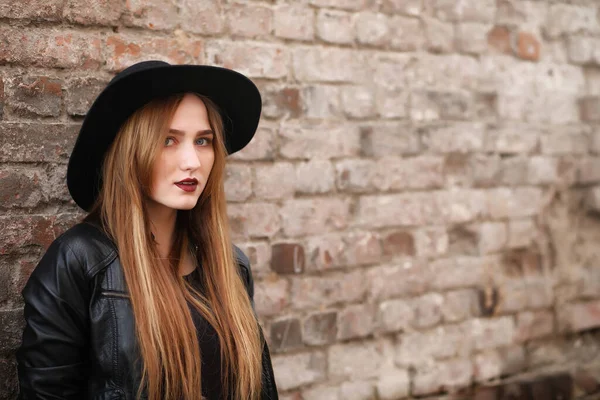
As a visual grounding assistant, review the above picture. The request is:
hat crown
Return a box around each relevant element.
[110,60,171,83]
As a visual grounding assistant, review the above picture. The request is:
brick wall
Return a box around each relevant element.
[1,0,600,399]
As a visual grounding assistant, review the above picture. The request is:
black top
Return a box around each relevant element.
[183,269,229,400]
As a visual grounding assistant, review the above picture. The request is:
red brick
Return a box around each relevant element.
[0,123,79,162]
[487,26,511,54]
[560,300,600,332]
[63,0,123,25]
[344,231,382,266]
[305,233,346,272]
[206,41,288,79]
[261,86,302,119]
[0,167,45,208]
[382,231,415,257]
[271,243,305,275]
[65,77,108,116]
[516,32,540,62]
[105,34,203,72]
[5,76,62,117]
[180,0,224,35]
[0,27,102,69]
[0,0,64,20]
[122,0,179,30]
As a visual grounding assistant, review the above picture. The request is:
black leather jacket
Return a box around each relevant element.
[16,221,278,400]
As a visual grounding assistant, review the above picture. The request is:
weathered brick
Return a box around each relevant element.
[63,0,123,25]
[413,293,444,328]
[486,124,538,154]
[122,0,179,30]
[179,0,224,35]
[339,381,376,400]
[272,351,327,391]
[442,289,480,323]
[206,41,288,79]
[430,256,498,290]
[376,369,410,400]
[423,17,454,53]
[274,5,315,41]
[414,227,448,257]
[337,304,375,340]
[471,154,501,187]
[291,270,367,310]
[508,219,536,249]
[227,203,281,238]
[302,385,338,400]
[0,167,46,209]
[226,4,272,38]
[0,310,23,355]
[234,241,271,275]
[470,317,516,351]
[301,85,342,119]
[64,77,107,117]
[439,189,488,224]
[0,0,64,20]
[316,9,354,44]
[367,261,431,301]
[477,222,508,254]
[473,349,503,382]
[373,54,413,90]
[389,16,423,51]
[328,340,392,380]
[382,231,416,258]
[568,36,600,65]
[270,317,303,352]
[0,27,102,69]
[527,156,561,185]
[382,0,421,15]
[580,96,600,122]
[340,86,376,119]
[499,157,528,186]
[280,198,350,237]
[271,242,305,275]
[305,233,346,271]
[487,26,512,55]
[5,75,62,117]
[447,226,478,256]
[361,123,421,157]
[375,88,409,119]
[279,122,360,160]
[356,193,442,228]
[578,158,600,184]
[374,156,445,191]
[254,277,289,317]
[413,358,473,395]
[335,159,376,193]
[428,0,496,22]
[253,162,295,200]
[378,299,414,333]
[421,122,486,153]
[516,32,541,62]
[487,187,544,219]
[527,340,568,368]
[543,4,599,39]
[396,325,470,366]
[344,231,382,266]
[309,0,366,11]
[411,90,475,121]
[559,300,600,333]
[540,129,589,155]
[293,47,367,83]
[295,160,335,194]
[109,34,202,71]
[355,12,390,47]
[0,214,80,255]
[457,23,492,54]
[229,125,276,161]
[0,257,16,305]
[303,311,337,345]
[515,310,554,342]
[224,164,252,202]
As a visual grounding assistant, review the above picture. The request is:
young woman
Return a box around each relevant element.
[16,61,278,400]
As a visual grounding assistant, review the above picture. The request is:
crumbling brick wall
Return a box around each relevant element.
[1,0,600,399]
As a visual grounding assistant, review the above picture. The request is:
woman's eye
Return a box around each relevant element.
[165,137,175,146]
[196,138,210,146]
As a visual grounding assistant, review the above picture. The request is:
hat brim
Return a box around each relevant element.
[67,64,261,211]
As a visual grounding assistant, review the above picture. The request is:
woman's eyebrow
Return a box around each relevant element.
[168,128,214,136]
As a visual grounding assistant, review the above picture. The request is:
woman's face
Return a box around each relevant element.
[148,93,215,213]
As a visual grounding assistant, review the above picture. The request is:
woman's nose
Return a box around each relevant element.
[179,144,201,170]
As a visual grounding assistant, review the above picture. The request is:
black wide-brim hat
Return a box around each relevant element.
[67,60,262,211]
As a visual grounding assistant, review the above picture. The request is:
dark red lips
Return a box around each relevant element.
[175,178,198,193]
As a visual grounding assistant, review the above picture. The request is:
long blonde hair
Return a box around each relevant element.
[86,93,263,399]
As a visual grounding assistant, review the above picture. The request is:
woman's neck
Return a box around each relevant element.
[146,202,177,260]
